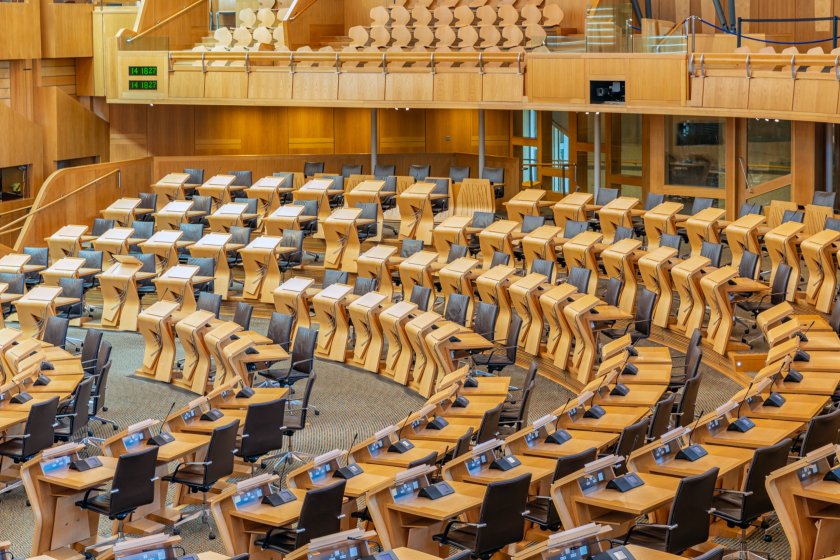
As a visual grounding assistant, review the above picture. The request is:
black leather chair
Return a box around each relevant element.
[79,250,103,289]
[482,167,505,198]
[89,342,119,432]
[490,251,510,267]
[267,312,294,353]
[410,286,433,311]
[446,427,475,463]
[228,226,253,266]
[380,175,398,213]
[813,190,836,208]
[738,251,760,280]
[303,162,325,178]
[647,392,677,442]
[433,473,531,559]
[373,164,396,179]
[276,373,318,467]
[449,166,471,183]
[700,241,723,267]
[672,375,702,428]
[738,202,763,217]
[603,277,623,307]
[233,197,260,228]
[341,164,363,178]
[600,288,656,344]
[55,377,94,442]
[564,220,589,239]
[474,403,503,444]
[22,247,48,287]
[444,294,470,326]
[622,467,720,553]
[178,223,205,260]
[190,196,213,225]
[429,177,451,213]
[354,277,377,296]
[524,447,597,530]
[409,164,431,182]
[710,439,793,556]
[273,172,295,204]
[611,418,650,474]
[793,408,840,457]
[76,447,159,544]
[256,480,346,553]
[690,197,715,215]
[408,451,439,469]
[736,262,792,329]
[0,396,58,464]
[42,316,69,348]
[129,221,154,252]
[184,168,205,185]
[235,398,287,472]
[57,278,86,321]
[77,328,103,376]
[660,233,682,252]
[135,254,158,301]
[197,292,222,319]
[498,379,534,433]
[614,226,634,242]
[531,258,554,280]
[473,315,522,373]
[782,209,804,223]
[633,194,665,237]
[355,202,379,241]
[137,193,157,221]
[399,238,424,259]
[278,230,304,279]
[259,327,317,388]
[565,267,590,295]
[588,188,619,230]
[233,302,253,330]
[186,256,215,294]
[0,270,24,318]
[473,302,499,341]
[294,200,320,241]
[323,269,348,288]
[446,244,469,263]
[668,329,703,390]
[521,215,545,234]
[91,218,115,238]
[165,420,240,539]
[468,212,496,255]
[695,547,725,560]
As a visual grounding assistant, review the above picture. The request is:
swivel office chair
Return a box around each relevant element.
[275,373,318,467]
[449,166,471,183]
[524,448,597,531]
[235,398,287,473]
[233,302,253,330]
[472,315,522,374]
[444,294,470,327]
[258,327,317,388]
[409,164,431,182]
[341,164,363,178]
[54,377,94,442]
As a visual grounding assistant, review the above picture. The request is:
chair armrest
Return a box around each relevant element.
[713,488,753,496]
[623,522,678,544]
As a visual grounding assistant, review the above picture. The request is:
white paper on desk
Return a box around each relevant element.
[206,175,233,186]
[197,233,231,247]
[149,231,182,243]
[249,237,282,250]
[166,267,197,279]
[163,201,193,213]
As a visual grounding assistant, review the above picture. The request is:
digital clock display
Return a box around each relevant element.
[129,80,158,91]
[129,66,158,76]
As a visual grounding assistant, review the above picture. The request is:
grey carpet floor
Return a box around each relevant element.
[0,317,791,559]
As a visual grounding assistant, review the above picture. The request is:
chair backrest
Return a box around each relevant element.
[614,226,634,241]
[400,239,424,258]
[428,177,450,196]
[80,329,103,373]
[187,256,215,278]
[79,250,103,271]
[267,312,294,352]
[700,242,723,267]
[771,263,792,304]
[826,217,840,232]
[21,396,58,458]
[505,314,523,362]
[410,286,432,311]
[615,417,650,458]
[136,253,156,275]
[829,299,840,334]
[473,473,531,556]
[184,168,205,184]
[356,202,378,221]
[541,447,598,527]
[531,259,554,279]
[240,398,286,458]
[448,166,471,183]
[473,302,498,340]
[130,221,154,240]
[648,392,677,441]
[521,215,545,234]
[108,447,160,516]
[321,175,345,191]
[291,327,318,375]
[138,192,157,211]
[341,164,363,178]
[564,220,588,239]
[203,420,240,486]
[295,199,319,217]
[97,340,113,375]
[490,251,510,267]
[799,408,840,456]
[354,277,377,296]
[595,187,619,206]
[0,272,25,295]
[782,209,804,223]
[233,302,253,330]
[738,251,760,279]
[191,196,213,215]
[57,278,85,318]
[444,294,470,326]
[685,330,703,379]
[666,467,720,553]
[567,267,591,294]
[635,288,657,338]
[382,175,398,193]
[92,218,115,236]
[196,292,222,318]
[280,230,304,266]
[43,316,69,347]
[64,376,94,436]
[322,269,348,288]
[447,244,468,263]
[675,375,701,427]
[813,190,836,208]
[407,451,438,469]
[452,427,475,460]
[740,439,793,522]
[23,246,48,267]
[234,197,258,214]
[471,211,495,229]
[179,223,205,243]
[296,480,347,548]
[409,164,431,182]
[91,360,112,416]
[482,167,505,184]
[475,403,504,444]
[273,172,294,190]
[660,233,682,251]
[690,197,714,215]
[373,164,396,179]
[291,373,317,429]
[304,162,325,176]
[604,277,623,307]
[739,202,763,217]
[645,193,665,210]
[229,226,252,246]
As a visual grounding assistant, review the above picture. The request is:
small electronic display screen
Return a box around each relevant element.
[797,463,820,482]
[579,470,606,492]
[547,544,590,560]
[390,479,421,500]
[653,442,672,464]
[321,546,361,560]
[368,439,386,454]
[466,453,489,475]
[41,455,71,475]
[121,549,169,560]
[232,487,264,509]
[708,418,721,433]
[182,408,198,423]
[309,462,332,482]
[128,80,158,91]
[122,432,144,450]
[524,430,541,447]
[567,407,578,419]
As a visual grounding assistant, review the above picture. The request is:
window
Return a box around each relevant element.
[665,117,725,187]
[513,110,538,139]
[747,119,791,186]
[0,165,30,201]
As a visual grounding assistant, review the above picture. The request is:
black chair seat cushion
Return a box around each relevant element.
[623,525,669,551]
[0,439,25,458]
[163,466,207,489]
[75,493,113,516]
[711,493,748,526]
[255,529,297,552]
[433,525,477,550]
[472,354,510,368]
[523,497,551,524]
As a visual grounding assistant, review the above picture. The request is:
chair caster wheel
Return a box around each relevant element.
[26,500,30,507]
[764,535,772,543]
[173,528,181,536]
[209,533,216,540]
[112,425,118,431]
[103,407,109,412]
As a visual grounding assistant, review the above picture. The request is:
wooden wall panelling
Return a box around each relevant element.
[0,62,9,107]
[36,59,77,96]
[132,0,209,51]
[285,0,345,50]
[14,158,154,251]
[0,98,45,185]
[86,6,138,97]
[108,103,150,161]
[526,56,586,103]
[39,0,93,59]
[34,87,110,169]
[287,107,334,154]
[791,120,821,206]
[472,110,511,157]
[426,109,473,154]
[378,109,426,154]
[344,0,384,30]
[10,60,35,121]
[193,106,291,155]
[627,57,686,107]
[334,108,372,155]
[0,1,41,60]
[146,105,196,156]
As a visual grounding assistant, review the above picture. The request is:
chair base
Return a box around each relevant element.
[92,414,119,431]
[272,450,315,469]
[0,480,22,496]
[723,552,768,560]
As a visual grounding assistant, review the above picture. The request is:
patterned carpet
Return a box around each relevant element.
[0,316,792,559]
